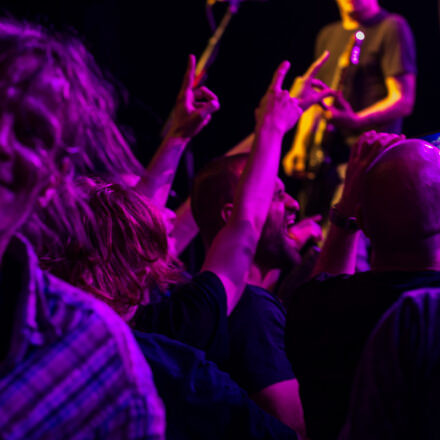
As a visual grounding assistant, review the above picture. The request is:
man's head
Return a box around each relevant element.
[335,0,380,22]
[0,19,143,262]
[191,154,301,271]
[361,139,440,261]
[0,21,77,238]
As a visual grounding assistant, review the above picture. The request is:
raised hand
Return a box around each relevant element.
[337,130,406,215]
[255,61,303,135]
[167,54,220,140]
[288,215,323,249]
[290,51,333,111]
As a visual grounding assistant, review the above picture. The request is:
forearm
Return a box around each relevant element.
[355,75,415,130]
[135,135,189,206]
[355,95,413,130]
[202,125,285,313]
[231,124,284,230]
[313,197,360,275]
[313,224,360,276]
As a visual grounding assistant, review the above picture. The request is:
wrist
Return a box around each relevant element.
[255,118,286,138]
[329,204,360,232]
[162,132,191,148]
[335,197,357,217]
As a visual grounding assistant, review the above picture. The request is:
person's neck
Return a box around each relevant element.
[371,248,440,272]
[341,4,381,29]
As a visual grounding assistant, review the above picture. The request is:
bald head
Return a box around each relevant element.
[362,139,440,253]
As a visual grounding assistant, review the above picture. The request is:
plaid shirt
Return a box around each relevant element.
[0,236,165,440]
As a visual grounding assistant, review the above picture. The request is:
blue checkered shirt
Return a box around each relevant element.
[0,236,165,439]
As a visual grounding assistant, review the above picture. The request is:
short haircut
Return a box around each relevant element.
[191,153,248,245]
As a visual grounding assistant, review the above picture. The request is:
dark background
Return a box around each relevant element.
[1,0,439,194]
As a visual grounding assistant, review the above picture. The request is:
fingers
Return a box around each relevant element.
[314,88,337,104]
[350,130,376,161]
[303,50,330,79]
[194,88,220,116]
[194,86,218,101]
[352,131,405,169]
[178,54,196,99]
[333,91,351,110]
[269,60,291,92]
[309,78,329,90]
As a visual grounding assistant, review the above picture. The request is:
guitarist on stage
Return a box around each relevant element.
[283,0,417,220]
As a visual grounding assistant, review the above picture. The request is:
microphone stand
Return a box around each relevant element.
[166,2,240,272]
[194,3,238,86]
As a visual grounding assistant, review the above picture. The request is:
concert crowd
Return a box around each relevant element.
[0,0,439,439]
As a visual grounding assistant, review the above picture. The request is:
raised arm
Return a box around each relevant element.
[313,131,405,276]
[202,61,302,314]
[170,133,256,257]
[202,53,330,314]
[135,55,219,207]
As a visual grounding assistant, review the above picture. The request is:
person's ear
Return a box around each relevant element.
[220,203,234,224]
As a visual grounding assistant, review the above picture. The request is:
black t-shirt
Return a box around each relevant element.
[340,288,440,440]
[133,271,229,364]
[134,331,297,440]
[315,9,416,159]
[225,285,295,394]
[285,270,440,440]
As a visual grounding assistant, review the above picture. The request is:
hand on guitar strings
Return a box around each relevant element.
[323,91,360,130]
[289,50,335,111]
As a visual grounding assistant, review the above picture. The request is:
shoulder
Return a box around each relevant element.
[318,21,343,39]
[378,12,415,41]
[291,272,353,301]
[42,273,165,436]
[315,21,342,49]
[391,287,440,336]
[382,12,412,29]
[168,270,228,318]
[175,271,226,300]
[45,272,160,396]
[233,285,285,324]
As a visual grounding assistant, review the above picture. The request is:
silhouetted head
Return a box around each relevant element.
[361,139,440,263]
[191,154,301,271]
